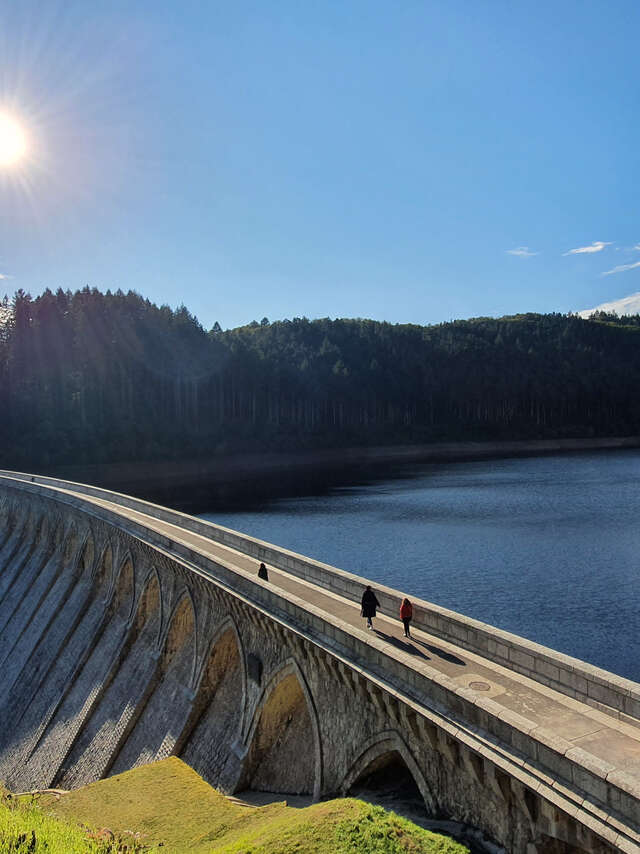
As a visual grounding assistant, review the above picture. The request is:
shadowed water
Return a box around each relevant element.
[201,450,640,683]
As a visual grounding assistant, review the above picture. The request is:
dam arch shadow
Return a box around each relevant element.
[342,731,437,818]
[240,658,322,801]
[176,616,247,790]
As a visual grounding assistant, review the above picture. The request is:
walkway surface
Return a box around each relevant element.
[16,481,640,801]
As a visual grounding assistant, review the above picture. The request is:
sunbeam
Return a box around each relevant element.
[0,112,27,166]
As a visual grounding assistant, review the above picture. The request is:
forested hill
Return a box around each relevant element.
[2,287,640,470]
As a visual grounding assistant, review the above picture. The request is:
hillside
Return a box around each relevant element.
[2,287,640,471]
[3,757,468,854]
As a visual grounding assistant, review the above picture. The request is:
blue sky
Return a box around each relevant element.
[0,0,639,329]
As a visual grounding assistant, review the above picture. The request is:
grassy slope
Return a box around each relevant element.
[34,757,468,854]
[0,786,138,853]
[0,802,94,853]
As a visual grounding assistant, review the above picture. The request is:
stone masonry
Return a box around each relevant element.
[0,476,639,853]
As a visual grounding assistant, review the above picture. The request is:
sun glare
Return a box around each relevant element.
[0,113,27,167]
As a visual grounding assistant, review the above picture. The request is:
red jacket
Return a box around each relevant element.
[400,600,413,619]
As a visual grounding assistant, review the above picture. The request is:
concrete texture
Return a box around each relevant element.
[0,473,639,853]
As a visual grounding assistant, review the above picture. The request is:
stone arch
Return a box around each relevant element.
[193,614,247,703]
[61,524,79,568]
[105,585,197,777]
[341,730,437,816]
[130,565,162,644]
[50,519,65,551]
[106,551,136,619]
[0,514,83,653]
[93,542,113,591]
[22,508,37,540]
[0,532,114,748]
[53,564,163,789]
[0,503,10,553]
[241,658,322,799]
[22,505,35,532]
[17,551,145,788]
[176,617,247,789]
[35,513,49,548]
[78,532,95,576]
[0,505,30,574]
[0,509,39,605]
[1,506,35,577]
[104,551,135,621]
[0,501,16,547]
[158,588,197,675]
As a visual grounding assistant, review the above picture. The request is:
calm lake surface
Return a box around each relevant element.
[200,450,640,682]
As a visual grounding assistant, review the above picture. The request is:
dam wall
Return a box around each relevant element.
[3,470,638,729]
[0,473,638,853]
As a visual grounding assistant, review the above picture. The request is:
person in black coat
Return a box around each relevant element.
[258,562,269,581]
[360,585,380,630]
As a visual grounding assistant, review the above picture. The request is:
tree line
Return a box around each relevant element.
[1,287,640,470]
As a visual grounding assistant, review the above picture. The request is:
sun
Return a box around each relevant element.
[0,113,27,167]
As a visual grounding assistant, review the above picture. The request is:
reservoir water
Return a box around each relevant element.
[200,449,640,682]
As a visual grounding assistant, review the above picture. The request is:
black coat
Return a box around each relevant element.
[360,589,380,618]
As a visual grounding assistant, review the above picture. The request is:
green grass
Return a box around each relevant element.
[0,783,149,852]
[211,799,468,854]
[5,758,468,854]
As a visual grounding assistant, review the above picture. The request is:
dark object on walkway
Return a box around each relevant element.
[360,585,380,630]
[258,562,269,581]
[400,597,413,637]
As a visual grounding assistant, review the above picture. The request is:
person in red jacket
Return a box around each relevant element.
[400,598,413,638]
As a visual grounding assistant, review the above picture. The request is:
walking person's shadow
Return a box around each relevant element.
[411,637,466,666]
[373,629,431,660]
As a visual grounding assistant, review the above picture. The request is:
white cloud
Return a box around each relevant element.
[578,291,640,318]
[601,261,640,277]
[633,244,640,251]
[506,246,538,257]
[0,273,9,280]
[563,241,612,256]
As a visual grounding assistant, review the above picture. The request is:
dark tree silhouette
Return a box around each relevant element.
[1,289,639,470]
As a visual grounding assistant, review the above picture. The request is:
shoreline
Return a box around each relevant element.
[45,435,640,511]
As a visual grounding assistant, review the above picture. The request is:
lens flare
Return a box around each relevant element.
[0,113,27,167]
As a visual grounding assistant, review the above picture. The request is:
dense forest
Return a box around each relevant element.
[1,287,640,471]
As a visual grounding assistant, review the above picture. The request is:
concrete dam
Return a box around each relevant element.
[0,471,639,854]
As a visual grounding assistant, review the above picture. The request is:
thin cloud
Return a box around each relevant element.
[563,241,612,256]
[0,273,8,279]
[633,244,640,251]
[506,246,538,257]
[602,261,640,276]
